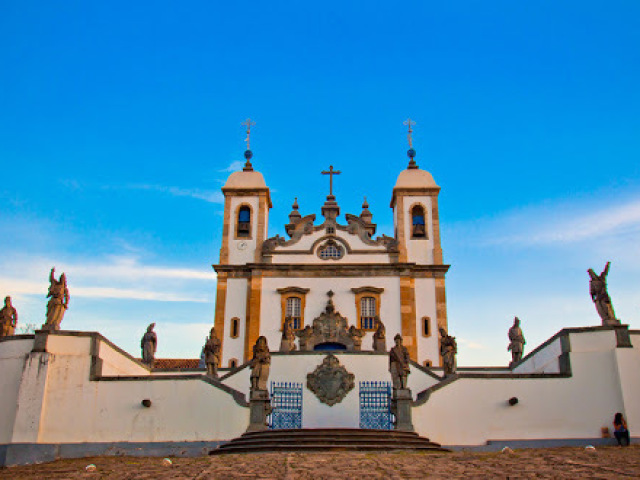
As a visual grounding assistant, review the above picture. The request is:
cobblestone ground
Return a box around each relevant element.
[2,446,640,479]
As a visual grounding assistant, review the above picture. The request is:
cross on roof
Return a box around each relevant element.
[241,118,256,150]
[321,165,341,197]
[403,118,416,148]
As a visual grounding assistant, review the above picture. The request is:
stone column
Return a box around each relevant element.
[246,389,271,433]
[392,389,414,432]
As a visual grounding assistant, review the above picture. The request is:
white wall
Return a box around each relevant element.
[414,277,439,365]
[0,339,32,443]
[400,195,434,265]
[227,196,260,265]
[513,337,563,374]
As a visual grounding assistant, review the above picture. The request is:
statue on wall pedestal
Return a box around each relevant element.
[141,323,157,367]
[279,317,297,353]
[508,317,526,366]
[372,316,386,352]
[0,296,18,337]
[439,327,457,376]
[389,334,411,389]
[247,336,272,432]
[588,262,620,326]
[43,267,69,331]
[204,327,221,377]
[348,325,364,351]
[250,336,271,391]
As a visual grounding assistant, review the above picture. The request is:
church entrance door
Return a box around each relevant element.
[269,382,303,429]
[359,381,393,430]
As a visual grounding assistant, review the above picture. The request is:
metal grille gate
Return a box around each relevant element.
[269,382,303,430]
[359,381,393,430]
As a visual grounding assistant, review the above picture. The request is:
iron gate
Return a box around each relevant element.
[359,381,393,430]
[269,381,303,429]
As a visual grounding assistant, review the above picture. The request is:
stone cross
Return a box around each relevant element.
[321,165,341,197]
[403,118,416,148]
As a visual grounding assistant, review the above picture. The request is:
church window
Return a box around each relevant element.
[326,226,335,234]
[286,297,302,330]
[411,205,427,238]
[423,360,432,368]
[236,205,251,238]
[360,297,377,330]
[318,240,344,260]
[351,286,384,331]
[230,317,240,338]
[422,316,431,337]
[229,358,238,368]
[277,287,310,331]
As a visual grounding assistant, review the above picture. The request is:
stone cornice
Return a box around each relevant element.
[390,187,440,208]
[221,188,272,208]
[213,262,450,278]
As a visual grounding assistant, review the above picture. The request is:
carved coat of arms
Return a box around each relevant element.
[306,354,355,406]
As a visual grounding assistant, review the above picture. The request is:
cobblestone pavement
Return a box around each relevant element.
[2,446,640,479]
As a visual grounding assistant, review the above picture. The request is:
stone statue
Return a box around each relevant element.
[439,327,457,376]
[43,267,69,331]
[507,317,526,366]
[279,317,297,353]
[389,334,411,389]
[372,316,386,352]
[588,262,619,325]
[250,336,271,391]
[141,323,157,367]
[203,327,221,377]
[0,296,18,337]
[348,325,364,351]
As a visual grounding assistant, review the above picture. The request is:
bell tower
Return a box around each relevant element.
[215,119,272,366]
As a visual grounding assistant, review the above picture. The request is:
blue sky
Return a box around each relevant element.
[1,1,639,365]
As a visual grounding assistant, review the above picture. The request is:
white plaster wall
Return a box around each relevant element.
[222,278,248,365]
[570,330,617,352]
[227,196,260,265]
[415,350,624,445]
[99,341,149,376]
[220,365,251,397]
[272,253,391,264]
[402,195,434,265]
[0,339,31,443]
[613,346,640,435]
[260,277,402,351]
[513,338,562,374]
[414,277,439,366]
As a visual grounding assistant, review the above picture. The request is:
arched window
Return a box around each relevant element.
[423,360,432,368]
[318,240,344,260]
[230,317,240,338]
[360,296,377,330]
[229,358,238,368]
[411,205,426,238]
[286,297,302,330]
[237,206,251,238]
[422,316,431,337]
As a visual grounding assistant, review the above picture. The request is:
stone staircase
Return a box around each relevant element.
[210,428,448,454]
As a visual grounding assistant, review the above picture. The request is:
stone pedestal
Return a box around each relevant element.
[392,388,414,432]
[246,389,271,433]
[373,337,386,353]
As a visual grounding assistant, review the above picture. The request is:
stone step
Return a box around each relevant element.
[211,428,448,454]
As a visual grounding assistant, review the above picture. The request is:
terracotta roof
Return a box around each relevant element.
[153,358,201,369]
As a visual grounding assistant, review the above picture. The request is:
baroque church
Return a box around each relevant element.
[215,133,448,368]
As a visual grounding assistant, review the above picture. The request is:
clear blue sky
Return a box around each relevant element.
[1,1,639,364]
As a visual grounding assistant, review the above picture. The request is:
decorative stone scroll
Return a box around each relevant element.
[296,291,360,351]
[306,354,355,406]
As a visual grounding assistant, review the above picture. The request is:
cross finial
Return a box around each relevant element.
[241,118,256,150]
[321,165,341,198]
[403,118,416,148]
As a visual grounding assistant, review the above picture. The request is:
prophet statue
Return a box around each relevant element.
[588,262,619,325]
[507,317,526,366]
[372,316,386,352]
[389,334,411,389]
[141,323,157,367]
[279,317,297,353]
[0,296,18,337]
[250,336,271,391]
[44,267,69,331]
[204,327,222,377]
[439,327,457,376]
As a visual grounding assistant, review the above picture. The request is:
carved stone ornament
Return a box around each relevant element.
[306,354,355,406]
[297,292,356,351]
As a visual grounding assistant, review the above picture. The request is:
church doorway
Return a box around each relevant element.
[313,342,347,351]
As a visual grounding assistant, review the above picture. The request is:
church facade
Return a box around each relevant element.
[214,152,448,368]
